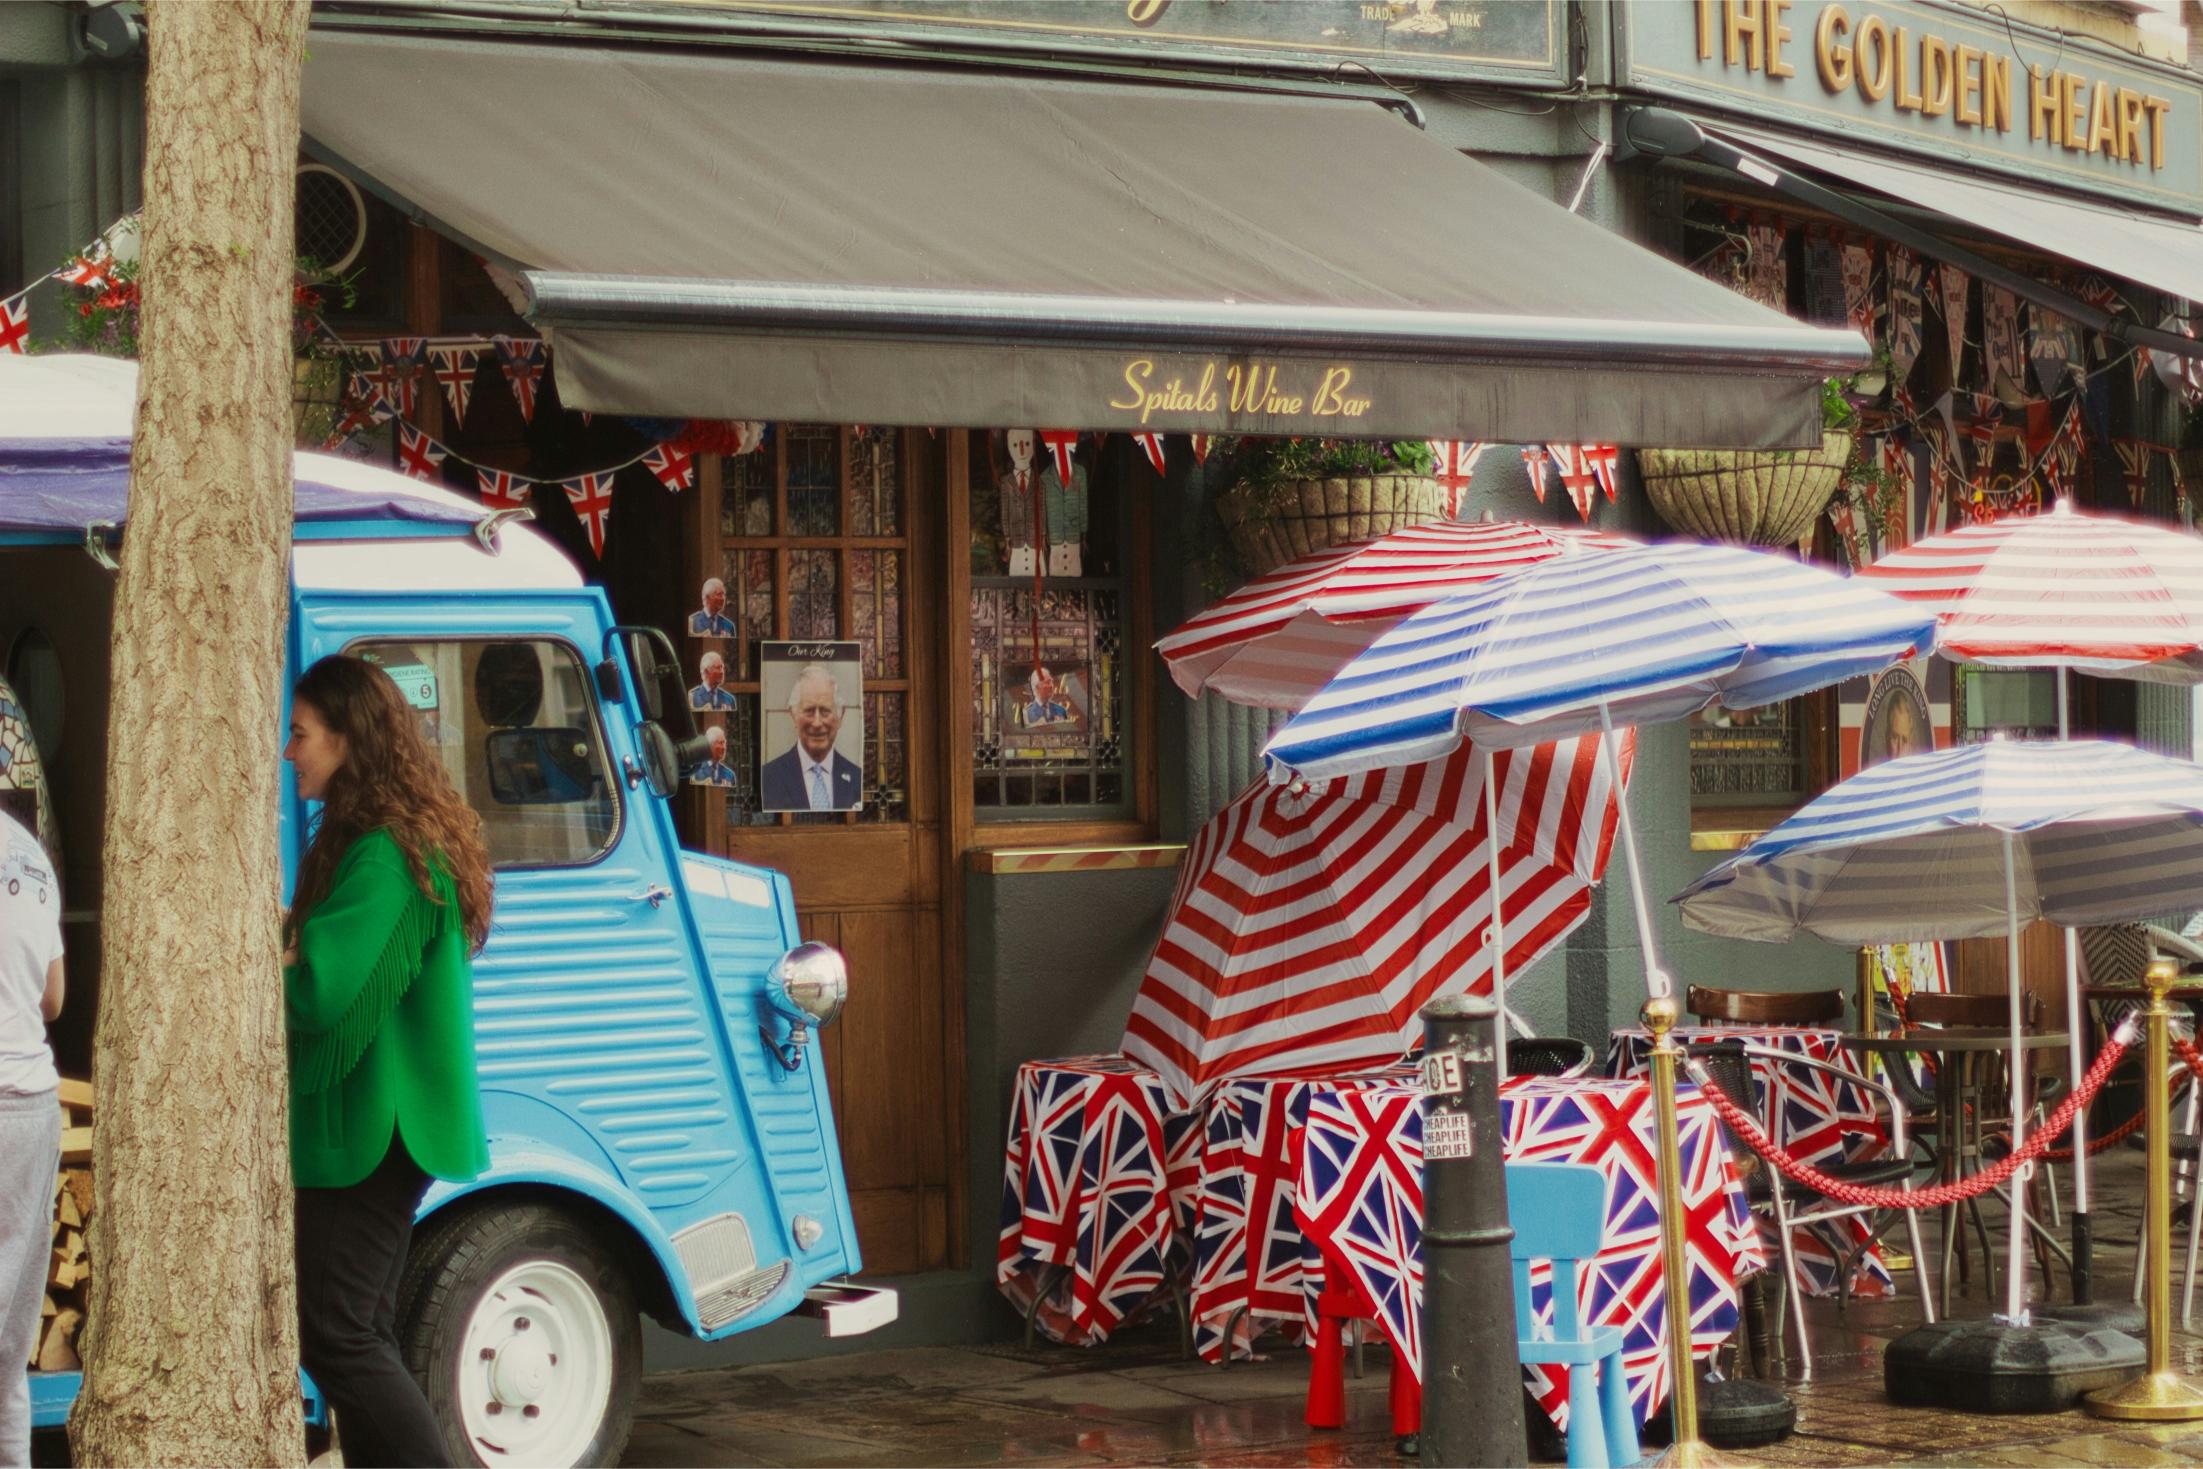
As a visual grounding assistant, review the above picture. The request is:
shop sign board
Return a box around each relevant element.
[1621,0,2203,212]
[716,1,1564,84]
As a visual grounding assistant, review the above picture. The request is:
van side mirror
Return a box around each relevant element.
[637,722,681,799]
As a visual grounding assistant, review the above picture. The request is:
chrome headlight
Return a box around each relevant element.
[768,942,848,1029]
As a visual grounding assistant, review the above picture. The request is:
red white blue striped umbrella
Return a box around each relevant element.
[1859,501,2203,1248]
[1156,520,1630,711]
[1122,731,1632,1108]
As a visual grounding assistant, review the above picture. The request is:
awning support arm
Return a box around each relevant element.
[1618,106,2203,363]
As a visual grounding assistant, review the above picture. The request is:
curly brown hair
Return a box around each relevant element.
[288,654,494,951]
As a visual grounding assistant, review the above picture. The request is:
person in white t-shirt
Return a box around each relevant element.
[0,808,63,1465]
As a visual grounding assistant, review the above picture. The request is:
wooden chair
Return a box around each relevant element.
[1902,991,2040,1029]
[1506,1163,1639,1469]
[1686,985,1845,1026]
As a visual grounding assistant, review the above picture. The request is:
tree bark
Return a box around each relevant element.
[70,3,311,1465]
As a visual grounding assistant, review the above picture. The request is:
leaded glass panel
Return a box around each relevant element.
[787,425,840,537]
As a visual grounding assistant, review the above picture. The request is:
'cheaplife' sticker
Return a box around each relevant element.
[1423,1110,1473,1160]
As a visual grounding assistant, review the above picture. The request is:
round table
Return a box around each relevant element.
[1844,1027,2069,1314]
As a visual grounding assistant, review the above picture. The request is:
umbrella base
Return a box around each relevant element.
[1698,1377,1797,1448]
[1884,1319,2144,1414]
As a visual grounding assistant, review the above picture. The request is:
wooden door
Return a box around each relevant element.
[683,427,956,1274]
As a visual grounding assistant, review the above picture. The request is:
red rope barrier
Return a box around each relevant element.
[1684,1022,2135,1211]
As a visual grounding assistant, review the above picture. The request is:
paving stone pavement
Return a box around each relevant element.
[626,1151,2203,1466]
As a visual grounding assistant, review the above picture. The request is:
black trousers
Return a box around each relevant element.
[296,1139,447,1468]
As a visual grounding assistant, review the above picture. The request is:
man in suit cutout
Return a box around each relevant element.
[690,651,737,712]
[689,724,737,787]
[760,665,863,811]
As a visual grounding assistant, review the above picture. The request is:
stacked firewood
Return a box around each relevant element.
[33,1077,92,1372]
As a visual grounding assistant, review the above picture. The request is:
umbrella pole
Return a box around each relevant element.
[1485,747,1510,1075]
[2056,666,2095,1300]
[1598,704,1668,998]
[2004,834,2033,1325]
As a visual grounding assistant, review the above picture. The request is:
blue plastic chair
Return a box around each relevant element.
[1506,1162,1640,1469]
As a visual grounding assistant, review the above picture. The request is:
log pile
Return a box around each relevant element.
[33,1077,92,1373]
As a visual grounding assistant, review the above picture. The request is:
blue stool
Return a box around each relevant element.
[1507,1162,1640,1469]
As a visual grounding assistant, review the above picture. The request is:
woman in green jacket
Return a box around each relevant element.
[283,654,493,1469]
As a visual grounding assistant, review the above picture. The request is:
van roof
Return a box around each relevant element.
[0,354,581,590]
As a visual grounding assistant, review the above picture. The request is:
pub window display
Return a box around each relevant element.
[758,642,864,814]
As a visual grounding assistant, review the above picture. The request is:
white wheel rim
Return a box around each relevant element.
[455,1259,614,1468]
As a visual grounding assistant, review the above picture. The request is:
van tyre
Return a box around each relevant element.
[398,1202,641,1469]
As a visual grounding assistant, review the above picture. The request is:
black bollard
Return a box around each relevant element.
[1419,994,1526,1469]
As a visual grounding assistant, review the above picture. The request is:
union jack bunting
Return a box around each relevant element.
[495,336,547,422]
[475,468,533,512]
[1520,444,1552,504]
[50,252,108,290]
[561,471,617,558]
[997,1056,1191,1346]
[640,444,695,493]
[0,294,28,356]
[1886,247,1923,374]
[428,345,483,428]
[1936,263,1968,371]
[2074,273,2123,313]
[1742,220,1786,310]
[1190,1068,1415,1362]
[1132,432,1168,477]
[379,337,427,420]
[1547,444,1603,523]
[1189,434,1214,465]
[1037,430,1080,485]
[1295,1075,1760,1434]
[1609,1027,1894,1300]
[2029,305,2082,399]
[1428,440,1485,519]
[2114,440,2160,506]
[1840,242,1876,343]
[395,422,446,483]
[1982,285,2023,395]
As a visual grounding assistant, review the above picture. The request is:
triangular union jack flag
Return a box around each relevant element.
[380,337,427,419]
[1037,430,1080,484]
[50,252,109,290]
[640,444,695,493]
[1131,432,1167,477]
[1427,440,1485,518]
[496,337,547,423]
[429,345,482,428]
[1520,445,1551,504]
[476,468,533,512]
[1547,445,1602,523]
[1189,434,1213,465]
[0,294,28,355]
[562,471,617,558]
[396,422,447,482]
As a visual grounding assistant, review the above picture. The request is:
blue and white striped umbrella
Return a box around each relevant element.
[1676,736,2203,1323]
[1676,739,2203,946]
[1262,541,1938,781]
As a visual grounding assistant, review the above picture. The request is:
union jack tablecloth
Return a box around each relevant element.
[997,1056,1203,1345]
[1607,1025,1895,1299]
[1295,1075,1766,1434]
[1189,1065,1420,1363]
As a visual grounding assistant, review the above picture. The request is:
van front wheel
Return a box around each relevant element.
[399,1202,641,1469]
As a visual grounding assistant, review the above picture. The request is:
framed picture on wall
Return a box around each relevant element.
[758,640,864,813]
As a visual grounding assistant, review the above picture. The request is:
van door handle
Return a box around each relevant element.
[629,883,674,908]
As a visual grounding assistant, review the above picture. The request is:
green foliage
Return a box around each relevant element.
[1213,435,1437,505]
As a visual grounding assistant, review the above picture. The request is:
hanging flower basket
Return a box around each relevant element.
[1216,473,1442,577]
[1635,431,1854,547]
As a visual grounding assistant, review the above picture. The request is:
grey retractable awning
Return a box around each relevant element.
[300,29,1867,447]
[1709,123,2203,307]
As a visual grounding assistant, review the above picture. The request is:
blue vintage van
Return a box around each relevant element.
[1,355,893,1466]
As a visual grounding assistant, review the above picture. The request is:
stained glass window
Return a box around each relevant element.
[966,430,1134,817]
[711,426,910,824]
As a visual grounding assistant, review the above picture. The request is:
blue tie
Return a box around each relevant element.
[809,764,829,810]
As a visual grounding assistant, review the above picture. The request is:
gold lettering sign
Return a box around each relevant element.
[1697,0,2171,170]
[1109,359,1374,424]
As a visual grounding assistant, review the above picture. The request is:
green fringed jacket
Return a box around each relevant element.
[285,828,489,1189]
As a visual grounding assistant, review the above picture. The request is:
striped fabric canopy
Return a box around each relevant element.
[1856,504,2203,682]
[1676,740,2203,946]
[1122,731,1632,1107]
[1264,541,1938,782]
[1156,521,1628,710]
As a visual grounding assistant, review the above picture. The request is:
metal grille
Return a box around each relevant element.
[1689,709,1804,804]
[295,166,367,273]
[971,584,1127,813]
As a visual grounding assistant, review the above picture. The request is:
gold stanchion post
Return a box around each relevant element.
[2087,959,2203,1421]
[1646,995,1741,1468]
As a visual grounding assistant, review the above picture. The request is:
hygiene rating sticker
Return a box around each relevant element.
[1423,1109,1473,1160]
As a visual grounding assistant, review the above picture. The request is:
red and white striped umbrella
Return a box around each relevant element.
[1121,731,1634,1107]
[1856,501,2203,680]
[1157,520,1631,710]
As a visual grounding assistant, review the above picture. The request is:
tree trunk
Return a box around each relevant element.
[70,3,311,1465]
